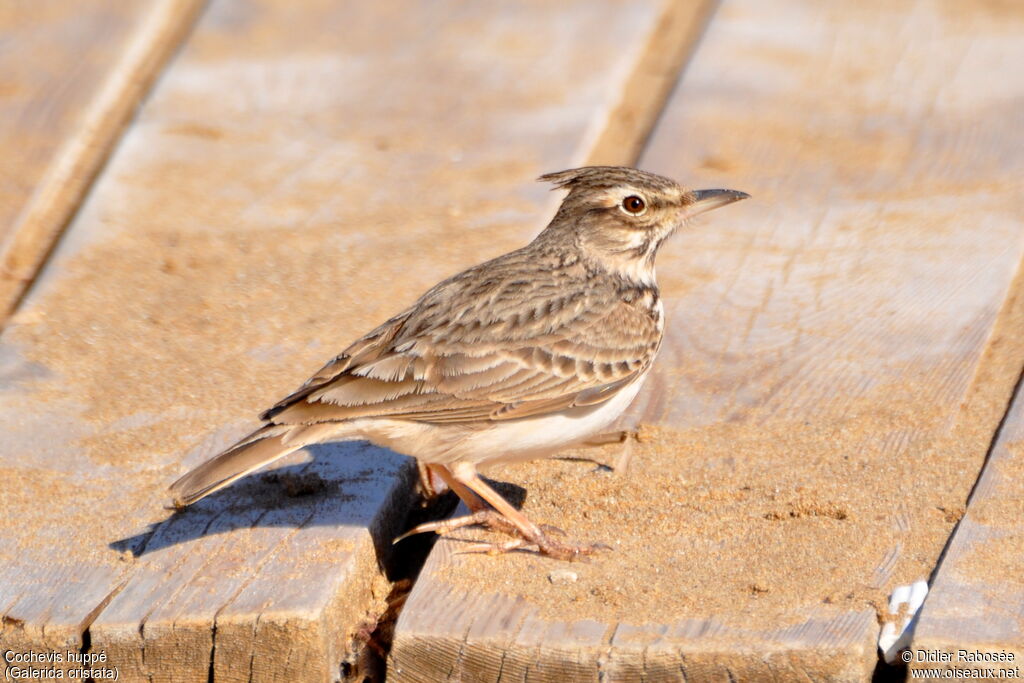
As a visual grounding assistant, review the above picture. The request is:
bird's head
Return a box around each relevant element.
[538,166,748,285]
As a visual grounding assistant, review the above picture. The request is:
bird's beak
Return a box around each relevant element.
[683,189,750,218]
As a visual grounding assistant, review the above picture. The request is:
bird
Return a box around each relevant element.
[168,166,748,560]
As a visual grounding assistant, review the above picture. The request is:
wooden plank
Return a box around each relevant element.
[392,529,879,682]
[0,0,696,680]
[910,379,1024,675]
[390,0,1024,679]
[0,0,205,320]
[92,440,414,683]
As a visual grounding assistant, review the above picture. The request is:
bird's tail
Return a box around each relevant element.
[167,423,335,508]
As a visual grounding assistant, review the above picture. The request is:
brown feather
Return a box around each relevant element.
[168,425,292,507]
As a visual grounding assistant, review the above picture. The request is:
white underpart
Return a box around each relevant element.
[335,368,652,470]
[459,370,649,467]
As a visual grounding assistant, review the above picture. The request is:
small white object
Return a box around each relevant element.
[878,579,929,664]
[548,569,579,585]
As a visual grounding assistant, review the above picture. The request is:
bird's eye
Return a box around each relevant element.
[621,195,646,215]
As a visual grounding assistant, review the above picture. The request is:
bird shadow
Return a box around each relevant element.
[109,439,526,580]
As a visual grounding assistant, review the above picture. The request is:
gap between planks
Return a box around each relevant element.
[908,253,1024,672]
[581,0,719,168]
[0,0,207,323]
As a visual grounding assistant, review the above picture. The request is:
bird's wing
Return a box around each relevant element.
[262,288,660,427]
[260,310,410,420]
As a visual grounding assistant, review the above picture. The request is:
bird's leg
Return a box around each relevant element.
[449,462,609,561]
[394,464,519,542]
[415,461,448,499]
[430,463,486,512]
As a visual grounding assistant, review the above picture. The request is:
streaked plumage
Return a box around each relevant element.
[169,166,747,559]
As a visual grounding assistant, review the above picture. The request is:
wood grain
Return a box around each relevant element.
[910,375,1024,674]
[0,0,205,320]
[391,0,1024,679]
[391,526,877,682]
[0,0,693,680]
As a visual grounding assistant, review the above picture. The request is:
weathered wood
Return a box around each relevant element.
[582,0,717,167]
[391,0,1024,679]
[92,440,413,683]
[0,0,205,320]
[392,529,878,682]
[910,379,1024,675]
[0,0,697,680]
[391,536,880,679]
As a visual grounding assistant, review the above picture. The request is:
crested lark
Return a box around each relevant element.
[169,166,747,560]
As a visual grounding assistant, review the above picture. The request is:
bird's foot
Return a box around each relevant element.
[394,509,518,544]
[395,510,606,561]
[456,530,611,561]
[531,532,612,561]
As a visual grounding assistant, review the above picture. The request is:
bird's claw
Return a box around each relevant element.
[394,509,519,544]
[456,539,535,556]
[394,504,611,562]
